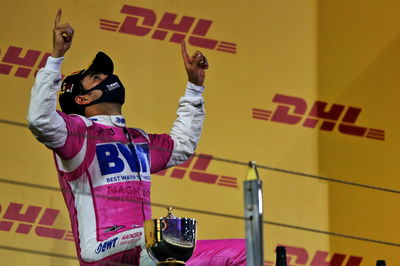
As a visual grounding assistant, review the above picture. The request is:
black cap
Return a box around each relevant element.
[59,51,114,115]
[82,51,114,76]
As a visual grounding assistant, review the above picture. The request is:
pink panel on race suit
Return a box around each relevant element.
[188,239,246,265]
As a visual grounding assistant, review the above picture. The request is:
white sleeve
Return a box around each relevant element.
[167,81,205,167]
[26,56,68,148]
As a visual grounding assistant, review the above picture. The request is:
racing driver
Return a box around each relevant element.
[27,9,207,265]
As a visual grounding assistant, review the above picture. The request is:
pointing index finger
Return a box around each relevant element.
[55,9,62,27]
[181,40,190,65]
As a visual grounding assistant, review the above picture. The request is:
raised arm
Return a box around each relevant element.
[27,9,74,148]
[166,42,208,167]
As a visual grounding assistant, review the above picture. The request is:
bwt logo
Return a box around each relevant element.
[253,94,385,141]
[95,237,118,254]
[264,244,363,266]
[0,202,74,242]
[0,46,58,79]
[155,154,238,188]
[96,143,149,175]
[99,5,237,54]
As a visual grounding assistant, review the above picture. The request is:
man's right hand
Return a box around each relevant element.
[52,9,74,58]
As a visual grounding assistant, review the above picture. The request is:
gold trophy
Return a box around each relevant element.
[144,207,197,265]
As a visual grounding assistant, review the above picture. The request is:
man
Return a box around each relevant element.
[27,9,207,265]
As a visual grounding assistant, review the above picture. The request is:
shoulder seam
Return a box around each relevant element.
[131,128,150,142]
[70,114,93,127]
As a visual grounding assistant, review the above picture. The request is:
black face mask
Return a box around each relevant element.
[80,74,125,107]
[59,51,121,116]
[59,73,125,115]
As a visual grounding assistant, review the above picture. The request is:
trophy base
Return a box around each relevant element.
[157,259,186,265]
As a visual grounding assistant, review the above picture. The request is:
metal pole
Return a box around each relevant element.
[244,161,264,266]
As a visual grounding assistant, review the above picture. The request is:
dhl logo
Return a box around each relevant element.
[0,46,55,79]
[264,244,362,266]
[0,202,366,265]
[0,202,73,242]
[99,5,237,54]
[253,94,385,141]
[155,154,238,188]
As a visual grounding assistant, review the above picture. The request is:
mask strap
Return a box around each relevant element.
[123,127,148,219]
[123,128,143,180]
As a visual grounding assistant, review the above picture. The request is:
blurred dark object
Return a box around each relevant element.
[276,246,287,266]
